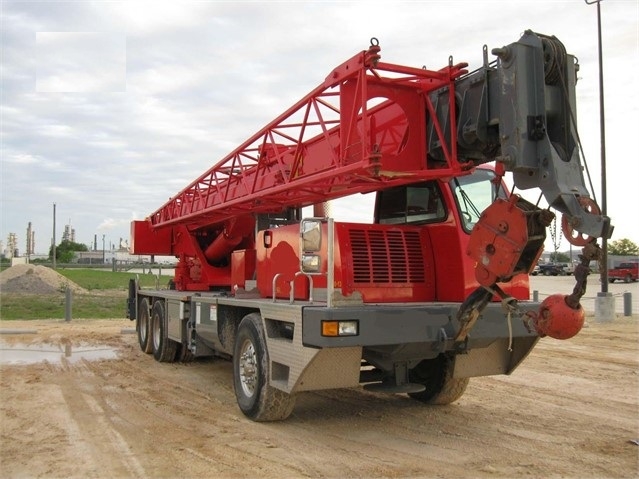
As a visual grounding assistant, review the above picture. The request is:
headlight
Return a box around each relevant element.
[301,254,321,273]
[321,320,359,337]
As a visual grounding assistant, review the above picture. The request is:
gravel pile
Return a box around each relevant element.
[0,265,87,294]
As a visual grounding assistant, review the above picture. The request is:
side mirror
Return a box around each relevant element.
[300,219,323,274]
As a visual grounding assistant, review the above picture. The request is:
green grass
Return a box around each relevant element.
[1,268,174,320]
[56,269,172,290]
[0,291,129,320]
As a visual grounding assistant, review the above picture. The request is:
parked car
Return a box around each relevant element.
[531,264,541,276]
[538,263,566,276]
[557,263,575,275]
[608,261,639,283]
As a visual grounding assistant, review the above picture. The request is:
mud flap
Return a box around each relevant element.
[453,335,539,378]
[126,278,137,320]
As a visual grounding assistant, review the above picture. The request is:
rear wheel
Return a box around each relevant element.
[625,274,632,284]
[233,313,296,421]
[408,355,469,404]
[137,297,153,354]
[151,300,178,363]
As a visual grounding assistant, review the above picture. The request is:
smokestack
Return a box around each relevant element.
[26,222,35,260]
[313,202,332,217]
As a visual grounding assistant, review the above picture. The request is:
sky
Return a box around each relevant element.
[1,0,638,255]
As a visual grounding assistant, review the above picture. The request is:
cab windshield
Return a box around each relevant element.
[452,168,506,232]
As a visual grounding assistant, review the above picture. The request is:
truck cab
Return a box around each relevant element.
[374,166,529,302]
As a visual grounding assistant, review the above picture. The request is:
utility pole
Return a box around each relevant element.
[585,0,609,291]
[52,202,57,269]
[586,0,614,320]
[102,234,106,264]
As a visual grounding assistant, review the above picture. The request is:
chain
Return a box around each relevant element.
[566,241,601,308]
[549,215,563,258]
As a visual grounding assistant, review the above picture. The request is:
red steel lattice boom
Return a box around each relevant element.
[148,41,469,232]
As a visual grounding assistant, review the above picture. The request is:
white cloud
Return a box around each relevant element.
[36,32,126,92]
[38,123,76,138]
[97,215,136,232]
[4,153,39,165]
[101,1,212,34]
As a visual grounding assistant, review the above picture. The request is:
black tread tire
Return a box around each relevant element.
[408,355,469,405]
[151,300,178,363]
[176,343,195,362]
[137,298,153,354]
[624,274,632,284]
[233,313,296,421]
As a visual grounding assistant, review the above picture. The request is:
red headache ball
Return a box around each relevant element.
[534,294,585,340]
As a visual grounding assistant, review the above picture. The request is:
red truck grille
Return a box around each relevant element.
[348,229,425,284]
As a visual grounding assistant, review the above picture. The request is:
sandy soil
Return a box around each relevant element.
[0,317,637,478]
[0,265,86,294]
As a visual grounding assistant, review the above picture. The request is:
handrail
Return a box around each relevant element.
[272,273,282,302]
[290,271,314,304]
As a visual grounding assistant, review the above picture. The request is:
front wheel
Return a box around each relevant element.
[624,274,633,284]
[408,355,469,404]
[233,313,296,421]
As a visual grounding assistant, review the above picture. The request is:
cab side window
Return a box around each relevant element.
[377,182,446,225]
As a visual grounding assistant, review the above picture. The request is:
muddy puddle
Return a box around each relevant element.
[0,341,119,365]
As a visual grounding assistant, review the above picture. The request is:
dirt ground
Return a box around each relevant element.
[0,316,637,479]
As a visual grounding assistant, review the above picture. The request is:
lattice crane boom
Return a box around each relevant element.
[147,40,470,231]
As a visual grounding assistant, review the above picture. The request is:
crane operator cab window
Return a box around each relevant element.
[451,168,507,233]
[376,181,446,225]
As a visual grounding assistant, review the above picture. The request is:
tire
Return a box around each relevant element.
[408,355,469,405]
[609,278,615,283]
[233,313,296,421]
[624,274,632,284]
[176,343,195,362]
[151,300,178,363]
[137,298,154,354]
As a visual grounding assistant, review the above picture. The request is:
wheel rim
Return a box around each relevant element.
[140,313,148,343]
[239,338,258,398]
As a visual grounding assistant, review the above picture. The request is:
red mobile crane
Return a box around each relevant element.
[128,31,612,421]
